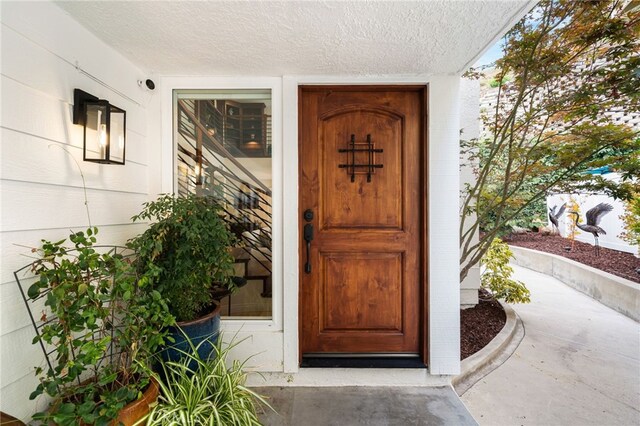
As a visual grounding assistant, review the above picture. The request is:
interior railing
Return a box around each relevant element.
[176,99,272,277]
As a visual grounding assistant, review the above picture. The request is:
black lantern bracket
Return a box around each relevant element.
[338,134,383,182]
[73,88,126,165]
[73,89,99,126]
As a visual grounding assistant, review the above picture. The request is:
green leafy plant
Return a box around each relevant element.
[129,194,237,322]
[460,0,640,282]
[25,228,173,425]
[620,192,640,251]
[488,75,511,88]
[145,334,272,425]
[481,238,531,304]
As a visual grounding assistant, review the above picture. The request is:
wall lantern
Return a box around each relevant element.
[73,89,126,165]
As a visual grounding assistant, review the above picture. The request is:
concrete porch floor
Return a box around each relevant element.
[253,386,477,426]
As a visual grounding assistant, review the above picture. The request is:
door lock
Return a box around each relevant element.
[304,209,314,222]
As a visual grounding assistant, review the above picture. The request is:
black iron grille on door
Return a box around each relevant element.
[338,134,383,182]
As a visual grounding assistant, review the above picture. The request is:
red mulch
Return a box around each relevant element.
[505,233,640,284]
[460,289,506,360]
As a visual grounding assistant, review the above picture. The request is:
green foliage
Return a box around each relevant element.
[620,192,640,249]
[481,238,531,304]
[129,194,237,322]
[26,228,173,425]
[478,168,548,233]
[145,335,272,425]
[488,75,511,88]
[460,0,640,281]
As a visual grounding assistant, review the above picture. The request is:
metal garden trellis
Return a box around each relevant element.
[13,245,136,389]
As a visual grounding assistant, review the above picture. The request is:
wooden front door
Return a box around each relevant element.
[299,86,426,359]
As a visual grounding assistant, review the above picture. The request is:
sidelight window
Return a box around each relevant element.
[174,89,272,319]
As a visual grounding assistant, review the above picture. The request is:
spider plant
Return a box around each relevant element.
[144,334,272,425]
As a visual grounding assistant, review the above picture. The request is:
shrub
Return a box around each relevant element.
[129,194,237,322]
[620,193,640,251]
[481,238,531,304]
[23,228,172,425]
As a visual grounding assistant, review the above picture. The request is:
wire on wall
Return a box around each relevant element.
[2,22,141,107]
[74,61,141,107]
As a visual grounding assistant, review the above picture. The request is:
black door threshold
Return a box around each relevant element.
[301,356,426,368]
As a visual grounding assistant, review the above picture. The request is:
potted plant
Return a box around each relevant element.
[18,228,173,425]
[145,334,272,424]
[128,194,238,362]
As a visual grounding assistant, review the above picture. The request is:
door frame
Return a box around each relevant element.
[296,84,430,366]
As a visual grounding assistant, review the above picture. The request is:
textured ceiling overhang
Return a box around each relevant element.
[57,1,533,76]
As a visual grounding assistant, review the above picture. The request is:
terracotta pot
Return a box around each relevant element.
[111,377,159,426]
[0,412,26,426]
[48,377,159,426]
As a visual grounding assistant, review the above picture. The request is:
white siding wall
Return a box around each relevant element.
[428,76,461,374]
[459,78,481,307]
[0,2,153,421]
[548,187,637,255]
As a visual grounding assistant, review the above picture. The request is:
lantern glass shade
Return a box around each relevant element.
[108,106,126,163]
[75,89,126,165]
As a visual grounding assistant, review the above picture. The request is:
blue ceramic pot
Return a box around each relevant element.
[161,302,222,368]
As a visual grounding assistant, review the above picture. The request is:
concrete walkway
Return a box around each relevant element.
[462,265,640,426]
[256,386,477,425]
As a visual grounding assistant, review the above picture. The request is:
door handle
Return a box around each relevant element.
[304,223,314,273]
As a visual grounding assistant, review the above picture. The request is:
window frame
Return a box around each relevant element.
[162,77,282,332]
